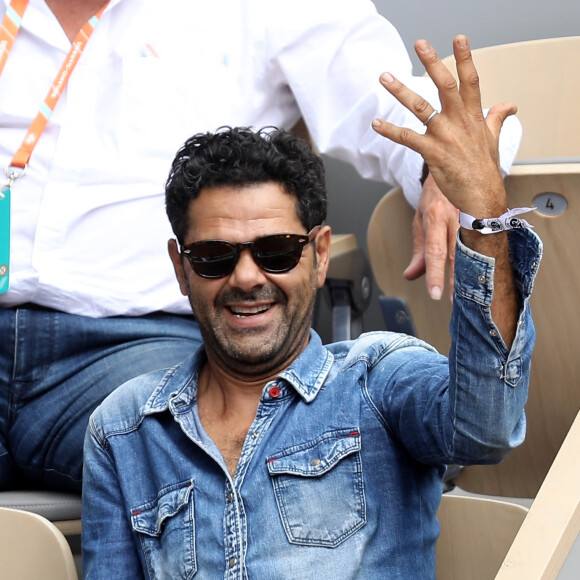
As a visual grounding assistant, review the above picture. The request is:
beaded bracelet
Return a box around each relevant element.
[459,207,535,234]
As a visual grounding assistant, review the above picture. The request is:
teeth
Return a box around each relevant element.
[230,304,271,316]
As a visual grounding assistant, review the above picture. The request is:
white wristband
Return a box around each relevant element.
[459,207,535,234]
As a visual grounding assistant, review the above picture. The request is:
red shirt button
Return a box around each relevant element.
[269,386,281,398]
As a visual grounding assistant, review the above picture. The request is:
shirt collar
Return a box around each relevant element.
[277,330,334,403]
[143,330,333,414]
[143,349,205,414]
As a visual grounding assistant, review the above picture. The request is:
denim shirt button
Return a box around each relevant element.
[269,386,281,398]
[489,328,499,337]
[227,492,234,502]
[477,274,486,284]
[311,458,321,466]
[229,557,237,568]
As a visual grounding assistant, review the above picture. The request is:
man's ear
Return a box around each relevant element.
[315,225,332,289]
[168,239,189,296]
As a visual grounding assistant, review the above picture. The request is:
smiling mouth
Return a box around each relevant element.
[229,304,272,317]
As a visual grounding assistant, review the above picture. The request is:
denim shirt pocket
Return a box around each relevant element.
[131,478,197,579]
[266,428,366,547]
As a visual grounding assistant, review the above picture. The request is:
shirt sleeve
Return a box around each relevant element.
[82,416,145,580]
[261,0,522,207]
[379,228,542,465]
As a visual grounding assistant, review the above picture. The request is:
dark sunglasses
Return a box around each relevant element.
[180,225,321,279]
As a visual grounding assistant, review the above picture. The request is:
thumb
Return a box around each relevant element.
[404,211,427,280]
[485,102,518,140]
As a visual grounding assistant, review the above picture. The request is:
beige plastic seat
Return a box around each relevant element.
[442,36,580,162]
[0,490,82,536]
[495,409,580,578]
[436,494,529,579]
[0,506,78,579]
[436,409,580,579]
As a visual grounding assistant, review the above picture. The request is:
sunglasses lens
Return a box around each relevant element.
[182,230,315,278]
[187,241,237,278]
[254,234,305,273]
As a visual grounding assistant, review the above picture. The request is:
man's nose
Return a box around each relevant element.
[228,248,268,290]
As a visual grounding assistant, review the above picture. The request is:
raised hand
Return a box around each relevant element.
[372,35,517,220]
[372,35,521,345]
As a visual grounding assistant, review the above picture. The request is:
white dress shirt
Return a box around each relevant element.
[0,0,519,316]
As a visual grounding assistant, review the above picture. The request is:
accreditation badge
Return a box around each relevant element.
[0,184,10,294]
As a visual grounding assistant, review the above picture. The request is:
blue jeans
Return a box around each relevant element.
[0,305,201,492]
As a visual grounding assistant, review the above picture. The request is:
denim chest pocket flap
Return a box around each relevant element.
[131,479,197,579]
[131,479,194,536]
[266,429,366,547]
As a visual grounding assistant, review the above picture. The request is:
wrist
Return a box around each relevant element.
[459,207,535,235]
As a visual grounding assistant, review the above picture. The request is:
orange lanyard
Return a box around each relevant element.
[0,0,28,76]
[0,0,110,176]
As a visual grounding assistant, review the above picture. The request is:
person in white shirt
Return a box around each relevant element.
[0,0,520,491]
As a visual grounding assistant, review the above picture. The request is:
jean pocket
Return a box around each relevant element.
[131,478,197,579]
[266,428,366,547]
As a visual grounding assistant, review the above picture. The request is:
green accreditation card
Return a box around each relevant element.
[0,184,10,294]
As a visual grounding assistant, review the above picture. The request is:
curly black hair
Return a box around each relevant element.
[165,126,327,243]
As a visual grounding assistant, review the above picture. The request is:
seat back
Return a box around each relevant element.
[496,409,580,578]
[441,36,580,162]
[367,165,580,497]
[436,494,528,580]
[0,490,82,536]
[453,165,580,497]
[437,409,580,579]
[0,506,78,579]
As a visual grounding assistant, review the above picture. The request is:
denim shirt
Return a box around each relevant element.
[82,229,542,580]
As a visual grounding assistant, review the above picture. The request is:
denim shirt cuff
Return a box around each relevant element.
[454,228,543,306]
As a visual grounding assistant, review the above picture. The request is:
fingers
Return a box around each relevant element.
[405,176,459,301]
[404,206,449,302]
[452,35,484,118]
[372,73,428,154]
[413,39,462,120]
[372,36,474,150]
[404,211,427,280]
[446,218,457,301]
[422,209,451,301]
[378,70,436,127]
[374,34,509,216]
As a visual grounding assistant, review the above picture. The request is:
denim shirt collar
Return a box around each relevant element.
[277,331,334,402]
[142,329,334,415]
